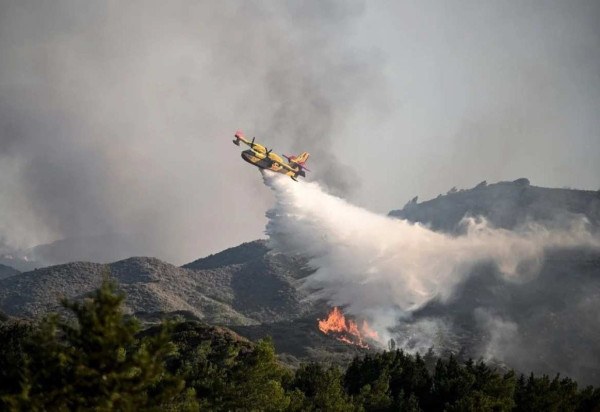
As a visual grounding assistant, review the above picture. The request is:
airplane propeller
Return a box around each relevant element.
[251,137,255,148]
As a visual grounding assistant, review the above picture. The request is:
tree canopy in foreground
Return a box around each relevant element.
[0,278,598,411]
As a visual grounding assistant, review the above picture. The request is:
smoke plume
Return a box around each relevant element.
[0,1,383,265]
[264,171,600,383]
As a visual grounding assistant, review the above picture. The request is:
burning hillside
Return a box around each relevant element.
[318,307,379,349]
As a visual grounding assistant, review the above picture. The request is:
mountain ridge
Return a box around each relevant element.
[0,243,315,326]
[390,178,600,232]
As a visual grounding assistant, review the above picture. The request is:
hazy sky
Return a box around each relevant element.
[1,0,599,264]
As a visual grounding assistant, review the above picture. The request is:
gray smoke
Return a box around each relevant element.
[0,0,384,264]
[1,1,598,266]
[253,2,387,196]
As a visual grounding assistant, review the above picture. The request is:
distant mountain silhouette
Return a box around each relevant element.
[390,178,600,232]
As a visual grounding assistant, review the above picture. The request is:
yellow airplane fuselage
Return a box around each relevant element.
[241,149,300,178]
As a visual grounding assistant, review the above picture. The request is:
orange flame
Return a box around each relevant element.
[318,307,379,348]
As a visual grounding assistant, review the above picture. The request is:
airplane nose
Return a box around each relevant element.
[241,151,253,163]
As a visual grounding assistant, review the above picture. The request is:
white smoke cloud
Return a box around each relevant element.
[474,308,520,362]
[263,172,600,348]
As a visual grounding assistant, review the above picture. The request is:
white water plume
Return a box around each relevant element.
[263,172,600,341]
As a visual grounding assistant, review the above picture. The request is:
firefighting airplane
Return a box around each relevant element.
[232,130,310,181]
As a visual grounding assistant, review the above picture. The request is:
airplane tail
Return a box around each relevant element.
[295,152,310,165]
[286,152,309,166]
[284,152,310,181]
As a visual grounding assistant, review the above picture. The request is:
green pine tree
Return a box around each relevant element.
[3,276,195,411]
[292,363,354,411]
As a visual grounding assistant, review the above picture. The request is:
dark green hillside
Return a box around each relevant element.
[183,240,315,323]
[183,240,271,270]
[0,259,254,324]
[0,241,316,325]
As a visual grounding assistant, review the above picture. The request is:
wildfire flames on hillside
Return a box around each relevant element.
[318,307,379,349]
